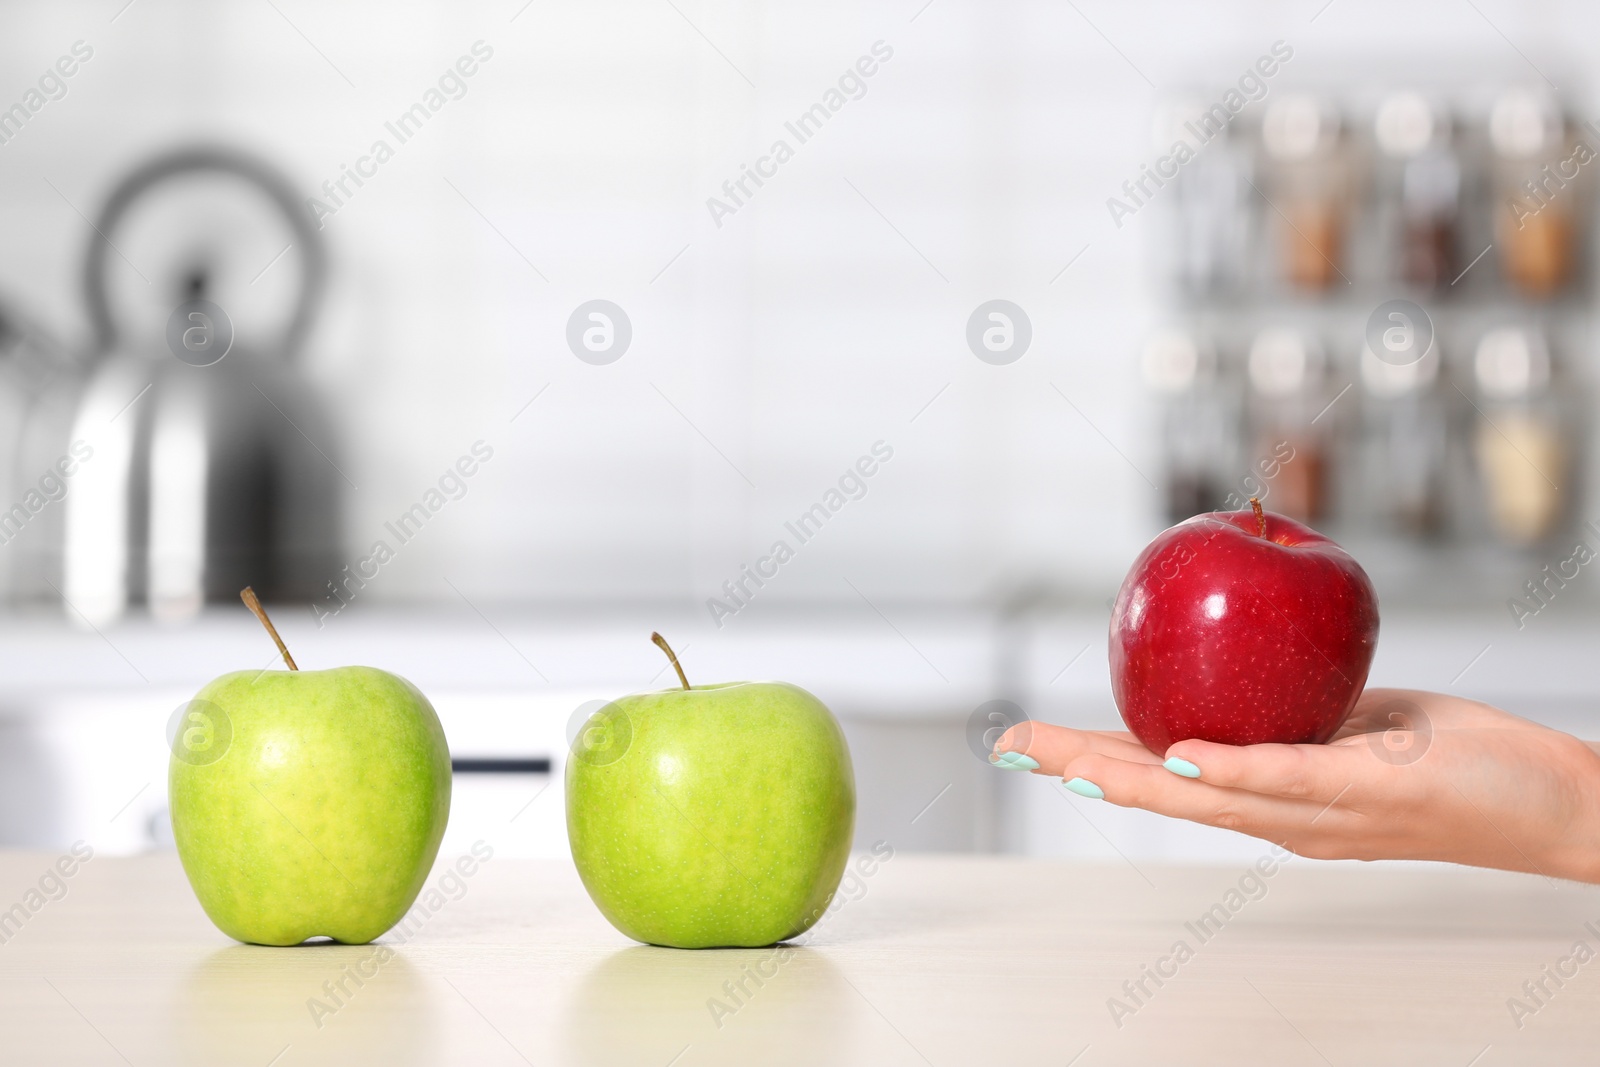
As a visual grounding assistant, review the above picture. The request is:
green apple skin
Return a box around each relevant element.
[169,667,451,946]
[567,681,855,949]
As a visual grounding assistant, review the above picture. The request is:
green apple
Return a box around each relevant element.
[566,634,855,949]
[169,590,451,946]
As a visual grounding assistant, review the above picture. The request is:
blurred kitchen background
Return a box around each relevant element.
[2,0,1600,868]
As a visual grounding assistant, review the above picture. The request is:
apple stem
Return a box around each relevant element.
[241,587,299,671]
[651,632,690,690]
[1250,497,1266,538]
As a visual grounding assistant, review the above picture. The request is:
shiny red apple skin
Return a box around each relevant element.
[1109,506,1379,752]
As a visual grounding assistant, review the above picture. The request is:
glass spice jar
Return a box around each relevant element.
[1375,92,1461,289]
[1153,97,1254,296]
[1262,95,1351,292]
[1472,327,1567,545]
[1356,330,1448,537]
[1246,327,1332,522]
[1142,328,1237,522]
[1490,90,1576,299]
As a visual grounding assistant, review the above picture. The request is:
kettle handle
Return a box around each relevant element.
[83,145,326,357]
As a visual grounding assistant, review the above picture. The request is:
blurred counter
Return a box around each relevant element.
[0,604,1593,861]
[0,601,1588,708]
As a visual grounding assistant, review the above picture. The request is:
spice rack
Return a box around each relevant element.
[1142,85,1597,606]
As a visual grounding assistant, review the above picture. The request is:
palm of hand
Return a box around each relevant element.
[1000,689,1600,883]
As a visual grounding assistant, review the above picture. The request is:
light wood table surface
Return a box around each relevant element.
[1,849,1597,1065]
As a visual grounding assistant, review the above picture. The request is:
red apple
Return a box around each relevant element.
[1109,501,1379,751]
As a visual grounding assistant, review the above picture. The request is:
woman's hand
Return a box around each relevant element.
[992,688,1600,884]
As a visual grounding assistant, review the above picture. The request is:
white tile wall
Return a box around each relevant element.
[0,0,1595,618]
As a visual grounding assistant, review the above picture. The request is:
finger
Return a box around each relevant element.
[992,722,1159,776]
[1160,738,1371,802]
[1062,752,1325,838]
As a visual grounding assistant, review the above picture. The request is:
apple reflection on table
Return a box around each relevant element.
[176,944,437,1065]
[563,945,853,1067]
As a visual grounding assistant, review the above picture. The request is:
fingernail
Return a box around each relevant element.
[1064,777,1104,800]
[989,751,1039,772]
[1164,757,1201,779]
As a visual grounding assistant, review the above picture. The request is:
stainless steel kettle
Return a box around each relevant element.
[60,146,342,625]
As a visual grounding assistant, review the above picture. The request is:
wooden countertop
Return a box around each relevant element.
[2,849,1598,1064]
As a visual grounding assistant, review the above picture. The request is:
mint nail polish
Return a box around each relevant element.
[1064,777,1104,799]
[989,751,1039,772]
[1164,757,1201,779]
